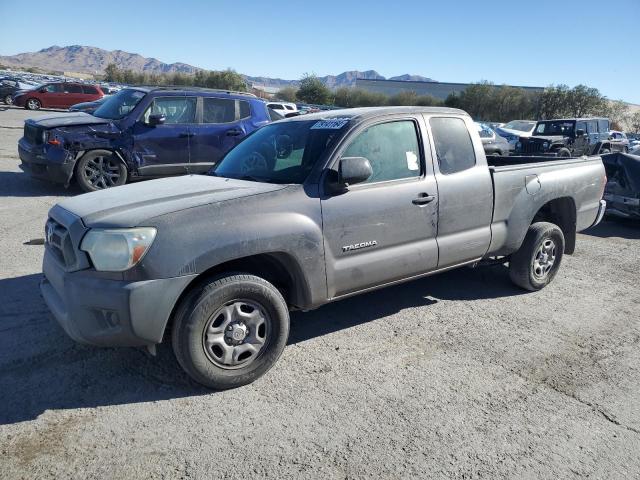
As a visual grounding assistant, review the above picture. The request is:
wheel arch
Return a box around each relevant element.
[530,196,577,254]
[162,251,311,342]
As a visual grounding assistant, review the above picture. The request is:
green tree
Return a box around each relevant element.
[276,86,298,102]
[104,63,121,82]
[297,74,332,105]
[629,111,640,134]
[603,100,630,130]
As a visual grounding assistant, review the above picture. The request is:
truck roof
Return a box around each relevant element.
[286,106,468,122]
[125,85,258,100]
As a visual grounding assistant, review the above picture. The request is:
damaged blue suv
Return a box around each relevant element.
[18,87,272,191]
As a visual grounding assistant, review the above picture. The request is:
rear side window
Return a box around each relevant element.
[268,103,284,110]
[239,100,251,120]
[44,84,63,93]
[342,120,421,184]
[598,119,609,133]
[430,117,476,175]
[64,84,83,94]
[82,85,98,94]
[144,96,197,124]
[586,121,598,134]
[203,97,236,123]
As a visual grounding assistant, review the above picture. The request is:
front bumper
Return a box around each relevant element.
[18,138,75,184]
[41,250,197,346]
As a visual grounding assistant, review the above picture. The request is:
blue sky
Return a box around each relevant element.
[1,0,638,102]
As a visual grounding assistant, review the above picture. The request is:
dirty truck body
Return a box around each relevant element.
[41,106,607,389]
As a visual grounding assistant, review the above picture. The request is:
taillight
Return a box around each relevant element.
[599,173,607,199]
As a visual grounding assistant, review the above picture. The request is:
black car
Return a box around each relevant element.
[0,77,22,105]
[516,118,613,157]
[475,122,511,156]
[69,96,108,114]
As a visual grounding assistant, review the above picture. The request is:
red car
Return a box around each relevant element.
[13,82,104,110]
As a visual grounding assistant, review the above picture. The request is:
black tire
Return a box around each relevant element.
[557,148,571,158]
[509,222,565,291]
[25,98,41,110]
[172,273,290,390]
[3,94,12,105]
[75,150,128,192]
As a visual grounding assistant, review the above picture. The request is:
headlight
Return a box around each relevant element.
[516,141,522,150]
[80,227,157,271]
[543,142,549,150]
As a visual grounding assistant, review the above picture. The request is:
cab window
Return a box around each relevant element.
[342,120,421,184]
[430,117,476,174]
[143,96,197,124]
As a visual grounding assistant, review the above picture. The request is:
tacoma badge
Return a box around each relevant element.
[342,240,377,252]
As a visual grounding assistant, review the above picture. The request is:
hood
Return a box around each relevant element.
[57,175,288,227]
[27,112,111,129]
[498,127,534,137]
[527,135,566,143]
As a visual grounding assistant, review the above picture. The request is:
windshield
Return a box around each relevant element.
[502,120,536,132]
[212,119,346,184]
[93,88,146,120]
[535,121,575,136]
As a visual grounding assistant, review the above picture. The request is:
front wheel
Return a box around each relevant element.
[76,150,128,192]
[509,222,565,291]
[3,94,12,105]
[25,98,41,110]
[172,273,290,390]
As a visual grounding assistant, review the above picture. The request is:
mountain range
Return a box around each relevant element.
[0,45,434,89]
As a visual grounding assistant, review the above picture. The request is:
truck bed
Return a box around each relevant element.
[487,155,593,168]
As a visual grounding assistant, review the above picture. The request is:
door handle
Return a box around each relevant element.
[226,129,243,136]
[412,193,436,205]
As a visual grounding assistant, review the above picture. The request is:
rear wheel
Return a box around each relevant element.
[556,148,571,158]
[76,150,128,192]
[3,94,12,105]
[172,273,290,390]
[25,98,41,110]
[509,222,565,291]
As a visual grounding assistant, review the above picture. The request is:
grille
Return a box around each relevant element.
[521,141,543,154]
[45,217,77,268]
[24,123,43,145]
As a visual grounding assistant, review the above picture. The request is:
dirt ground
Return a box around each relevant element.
[1,106,639,479]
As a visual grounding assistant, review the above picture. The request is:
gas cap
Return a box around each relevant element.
[525,174,541,195]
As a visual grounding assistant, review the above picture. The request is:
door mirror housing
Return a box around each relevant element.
[338,156,372,186]
[39,88,47,93]
[576,129,586,137]
[147,114,166,126]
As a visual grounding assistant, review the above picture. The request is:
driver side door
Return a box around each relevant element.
[132,96,196,176]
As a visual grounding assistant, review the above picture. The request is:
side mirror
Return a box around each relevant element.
[147,113,166,126]
[576,129,586,137]
[338,156,372,186]
[39,88,47,93]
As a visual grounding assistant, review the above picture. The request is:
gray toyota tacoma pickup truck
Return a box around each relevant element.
[41,107,607,389]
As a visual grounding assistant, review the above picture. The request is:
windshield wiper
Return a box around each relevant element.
[235,174,269,183]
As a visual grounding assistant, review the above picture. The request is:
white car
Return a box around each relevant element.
[496,120,537,148]
[266,102,298,117]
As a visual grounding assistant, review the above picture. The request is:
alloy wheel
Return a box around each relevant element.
[82,155,122,189]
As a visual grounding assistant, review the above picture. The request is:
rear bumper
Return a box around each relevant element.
[41,250,197,346]
[18,138,75,184]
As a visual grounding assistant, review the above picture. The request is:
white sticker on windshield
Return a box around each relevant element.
[406,151,419,171]
[310,118,350,130]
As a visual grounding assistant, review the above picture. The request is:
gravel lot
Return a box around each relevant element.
[1,106,639,479]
